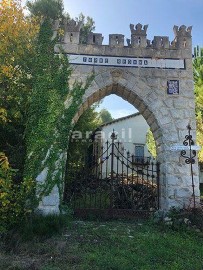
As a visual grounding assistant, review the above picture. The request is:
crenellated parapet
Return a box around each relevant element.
[152,36,170,49]
[172,25,192,49]
[53,19,192,58]
[130,23,148,48]
[87,32,104,45]
[62,19,83,44]
[109,34,124,47]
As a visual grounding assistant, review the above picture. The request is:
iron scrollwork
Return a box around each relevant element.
[180,124,196,208]
[180,125,196,164]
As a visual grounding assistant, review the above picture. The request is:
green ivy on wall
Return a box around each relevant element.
[24,18,93,209]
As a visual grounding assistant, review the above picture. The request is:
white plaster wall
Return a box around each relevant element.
[100,114,153,176]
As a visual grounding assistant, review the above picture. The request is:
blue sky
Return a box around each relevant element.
[62,0,203,118]
[64,0,203,46]
[23,0,203,118]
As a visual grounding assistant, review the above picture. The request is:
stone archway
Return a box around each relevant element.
[69,67,199,211]
[37,21,200,214]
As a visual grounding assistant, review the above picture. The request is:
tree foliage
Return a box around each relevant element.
[26,0,64,19]
[0,0,39,171]
[66,106,113,167]
[27,0,95,44]
[0,0,39,232]
[193,46,203,162]
[99,108,114,124]
[66,106,101,171]
[76,13,95,44]
[65,106,113,168]
[146,129,156,158]
[0,0,38,121]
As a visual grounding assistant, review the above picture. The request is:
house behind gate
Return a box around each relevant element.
[96,112,153,177]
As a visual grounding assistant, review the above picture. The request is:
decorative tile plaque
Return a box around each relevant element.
[167,80,179,95]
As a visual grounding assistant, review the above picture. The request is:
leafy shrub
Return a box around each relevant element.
[0,152,36,233]
[1,152,72,242]
[167,206,203,231]
[1,213,72,252]
[20,213,71,240]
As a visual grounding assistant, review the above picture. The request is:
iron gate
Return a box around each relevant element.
[64,131,160,218]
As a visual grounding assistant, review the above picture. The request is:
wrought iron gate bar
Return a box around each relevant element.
[65,132,160,216]
[180,125,197,208]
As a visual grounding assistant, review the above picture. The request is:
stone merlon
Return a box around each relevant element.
[53,20,193,58]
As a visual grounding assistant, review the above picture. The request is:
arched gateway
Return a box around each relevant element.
[38,21,200,214]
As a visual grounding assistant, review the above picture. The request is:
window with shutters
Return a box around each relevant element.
[134,144,144,164]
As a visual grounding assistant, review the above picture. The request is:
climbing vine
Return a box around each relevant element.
[24,18,92,209]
